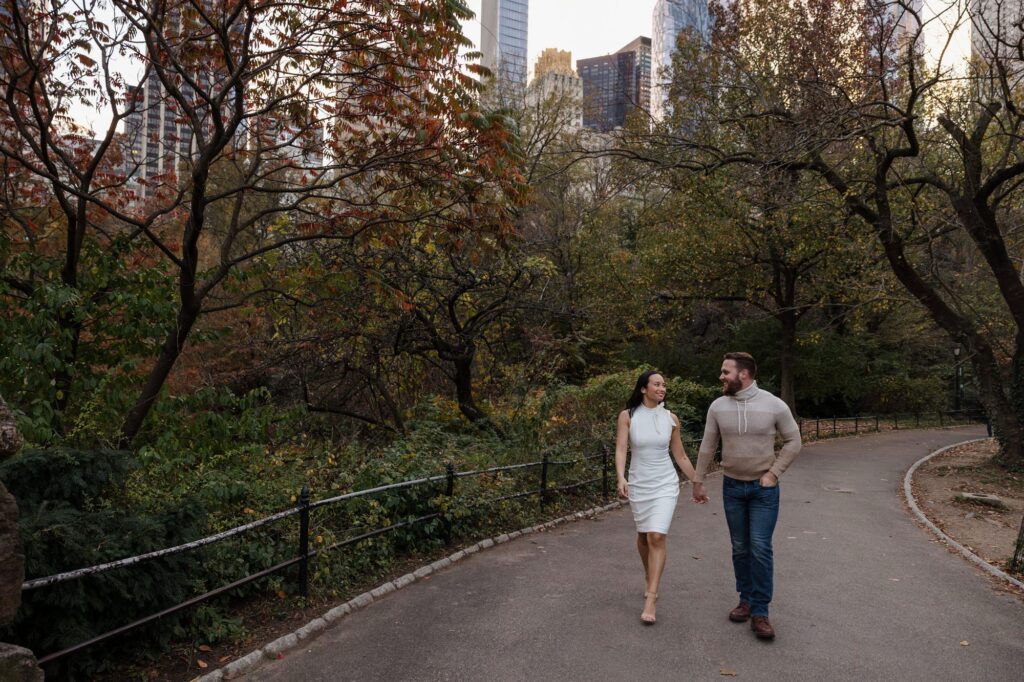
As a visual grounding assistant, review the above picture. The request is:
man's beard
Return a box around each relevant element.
[722,378,743,395]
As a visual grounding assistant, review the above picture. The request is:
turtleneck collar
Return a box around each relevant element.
[732,381,759,402]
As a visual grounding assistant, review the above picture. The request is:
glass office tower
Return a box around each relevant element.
[480,0,530,95]
[651,0,711,120]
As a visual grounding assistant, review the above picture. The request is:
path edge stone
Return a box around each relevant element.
[204,497,630,681]
[902,437,1024,591]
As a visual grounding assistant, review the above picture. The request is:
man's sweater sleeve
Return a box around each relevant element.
[769,401,802,479]
[694,407,719,483]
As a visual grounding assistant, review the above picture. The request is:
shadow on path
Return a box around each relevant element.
[243,427,1022,681]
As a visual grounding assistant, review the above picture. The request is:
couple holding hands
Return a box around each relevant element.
[614,353,802,640]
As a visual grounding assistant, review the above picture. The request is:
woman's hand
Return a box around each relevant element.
[617,477,629,499]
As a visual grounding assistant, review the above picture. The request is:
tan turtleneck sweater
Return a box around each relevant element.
[694,382,802,483]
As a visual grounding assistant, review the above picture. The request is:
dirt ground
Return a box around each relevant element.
[912,438,1024,575]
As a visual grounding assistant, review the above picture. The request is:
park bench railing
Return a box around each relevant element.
[21,409,988,666]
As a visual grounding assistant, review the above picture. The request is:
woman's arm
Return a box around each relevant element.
[669,413,697,482]
[615,410,630,498]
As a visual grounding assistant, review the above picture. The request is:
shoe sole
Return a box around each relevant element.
[729,614,750,622]
[753,631,775,640]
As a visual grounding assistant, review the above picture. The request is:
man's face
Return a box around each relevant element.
[720,360,744,396]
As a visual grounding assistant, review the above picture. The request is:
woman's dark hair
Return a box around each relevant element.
[626,370,664,416]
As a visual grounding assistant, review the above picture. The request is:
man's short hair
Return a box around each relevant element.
[724,352,757,378]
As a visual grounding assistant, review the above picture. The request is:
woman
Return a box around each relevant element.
[615,370,697,624]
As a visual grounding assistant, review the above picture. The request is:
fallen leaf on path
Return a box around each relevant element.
[720,669,738,676]
[692,555,702,560]
[198,645,212,652]
[960,640,970,647]
[890,578,900,582]
[787,536,797,539]
[219,656,231,663]
[197,660,208,669]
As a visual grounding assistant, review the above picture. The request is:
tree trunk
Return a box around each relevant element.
[991,347,1024,470]
[777,309,797,415]
[453,356,487,423]
[118,306,200,446]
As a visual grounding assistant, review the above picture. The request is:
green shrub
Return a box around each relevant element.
[0,448,207,679]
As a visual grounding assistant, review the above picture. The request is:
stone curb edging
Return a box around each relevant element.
[192,499,629,681]
[902,437,1024,592]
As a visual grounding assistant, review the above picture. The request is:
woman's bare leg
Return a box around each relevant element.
[642,532,667,621]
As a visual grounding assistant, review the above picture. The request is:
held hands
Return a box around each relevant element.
[691,482,709,504]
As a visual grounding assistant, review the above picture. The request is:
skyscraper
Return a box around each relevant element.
[480,0,529,96]
[527,49,583,129]
[969,0,1022,62]
[651,0,711,121]
[577,37,652,132]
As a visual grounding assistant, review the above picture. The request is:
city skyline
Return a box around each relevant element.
[464,0,658,82]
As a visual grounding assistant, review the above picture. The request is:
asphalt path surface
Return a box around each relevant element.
[244,426,1023,681]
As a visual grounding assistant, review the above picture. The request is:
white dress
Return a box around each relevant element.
[628,404,679,534]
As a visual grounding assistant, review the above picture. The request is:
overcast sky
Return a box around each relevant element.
[461,0,659,80]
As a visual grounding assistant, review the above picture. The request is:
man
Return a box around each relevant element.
[692,352,802,640]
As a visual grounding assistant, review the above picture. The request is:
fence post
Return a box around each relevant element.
[833,417,837,435]
[443,462,455,545]
[986,416,993,437]
[816,418,820,439]
[602,446,610,502]
[875,416,880,432]
[298,485,310,599]
[894,414,899,430]
[939,412,944,427]
[855,416,859,434]
[540,454,550,509]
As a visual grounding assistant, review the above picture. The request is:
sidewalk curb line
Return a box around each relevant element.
[902,437,1024,591]
[195,499,629,681]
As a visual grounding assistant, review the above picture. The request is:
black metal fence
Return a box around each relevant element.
[23,448,614,666]
[21,410,989,666]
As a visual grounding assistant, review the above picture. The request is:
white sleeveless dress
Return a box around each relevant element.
[628,404,679,534]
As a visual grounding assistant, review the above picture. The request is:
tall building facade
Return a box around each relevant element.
[534,48,573,79]
[527,49,583,129]
[651,0,711,121]
[969,0,1023,62]
[480,0,529,95]
[577,37,651,132]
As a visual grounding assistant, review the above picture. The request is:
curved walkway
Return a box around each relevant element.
[244,427,1023,681]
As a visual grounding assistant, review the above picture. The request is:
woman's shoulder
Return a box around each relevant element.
[618,408,631,421]
[666,409,681,426]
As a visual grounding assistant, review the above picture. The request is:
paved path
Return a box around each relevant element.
[244,427,1023,681]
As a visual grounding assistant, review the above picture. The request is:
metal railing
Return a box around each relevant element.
[24,447,615,666]
[21,409,989,666]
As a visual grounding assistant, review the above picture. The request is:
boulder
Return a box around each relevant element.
[0,483,24,624]
[0,644,44,682]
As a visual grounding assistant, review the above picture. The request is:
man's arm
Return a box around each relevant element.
[768,402,802,480]
[692,407,719,503]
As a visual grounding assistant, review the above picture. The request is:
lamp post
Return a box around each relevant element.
[953,346,963,413]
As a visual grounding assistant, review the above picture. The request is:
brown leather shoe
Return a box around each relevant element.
[750,616,775,640]
[728,601,751,622]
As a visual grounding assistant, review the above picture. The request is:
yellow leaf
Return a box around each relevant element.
[960,640,970,646]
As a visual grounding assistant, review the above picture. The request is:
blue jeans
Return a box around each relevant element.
[722,476,780,618]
